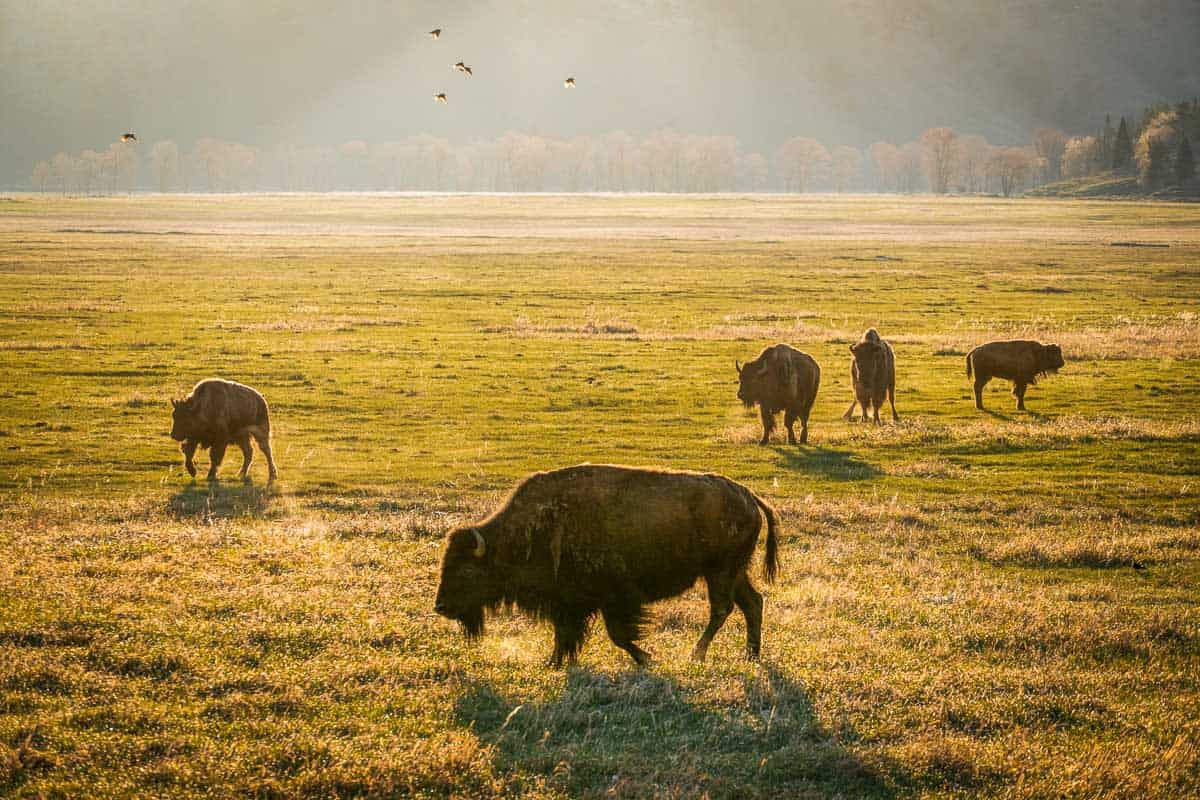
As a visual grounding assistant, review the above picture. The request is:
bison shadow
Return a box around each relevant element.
[776,447,881,481]
[455,664,896,798]
[168,481,278,519]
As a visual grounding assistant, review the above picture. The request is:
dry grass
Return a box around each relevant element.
[1,193,1198,798]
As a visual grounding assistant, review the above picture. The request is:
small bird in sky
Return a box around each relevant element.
[564,77,576,88]
[454,62,473,76]
[428,28,441,39]
[120,132,137,142]
[434,93,447,104]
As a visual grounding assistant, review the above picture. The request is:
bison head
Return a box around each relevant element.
[169,397,197,441]
[850,339,885,380]
[735,359,767,407]
[1040,343,1065,374]
[434,527,500,639]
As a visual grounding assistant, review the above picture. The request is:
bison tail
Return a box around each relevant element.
[752,492,780,584]
[965,351,973,378]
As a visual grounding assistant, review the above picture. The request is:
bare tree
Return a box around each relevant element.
[775,137,830,193]
[920,127,958,193]
[150,140,179,192]
[896,141,924,193]
[31,160,51,191]
[50,152,74,195]
[868,141,900,192]
[742,152,768,192]
[986,147,1037,196]
[1033,127,1068,183]
[955,135,990,193]
[831,145,862,192]
[1062,136,1098,179]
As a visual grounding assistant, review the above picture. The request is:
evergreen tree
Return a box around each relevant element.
[1177,135,1196,185]
[1143,138,1169,189]
[1099,113,1115,170]
[1113,117,1134,170]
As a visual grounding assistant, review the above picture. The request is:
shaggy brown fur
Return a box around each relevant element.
[169,378,278,481]
[736,344,821,444]
[434,464,780,666]
[843,328,898,424]
[966,339,1065,410]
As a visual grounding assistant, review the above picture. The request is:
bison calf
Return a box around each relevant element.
[966,339,1064,411]
[843,328,898,424]
[736,343,821,444]
[169,378,278,481]
[434,464,780,666]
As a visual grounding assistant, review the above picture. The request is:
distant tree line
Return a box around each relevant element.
[29,100,1198,195]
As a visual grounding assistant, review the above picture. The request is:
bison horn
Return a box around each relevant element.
[171,398,179,408]
[735,360,742,375]
[471,528,486,558]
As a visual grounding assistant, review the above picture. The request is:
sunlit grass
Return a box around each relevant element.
[1,194,1198,798]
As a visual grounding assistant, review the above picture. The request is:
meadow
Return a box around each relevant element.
[0,193,1197,798]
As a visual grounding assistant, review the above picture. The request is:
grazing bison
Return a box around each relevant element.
[966,340,1065,411]
[434,464,780,666]
[736,344,821,444]
[842,328,898,424]
[169,378,278,481]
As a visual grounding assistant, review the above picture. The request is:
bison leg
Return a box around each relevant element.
[872,399,882,425]
[733,574,764,660]
[692,572,735,662]
[235,433,253,481]
[842,400,858,421]
[549,609,591,667]
[758,407,775,445]
[799,408,811,444]
[1013,381,1028,411]
[207,441,227,481]
[888,385,899,422]
[783,410,798,445]
[973,374,990,410]
[250,426,278,481]
[181,440,198,478]
[601,603,651,666]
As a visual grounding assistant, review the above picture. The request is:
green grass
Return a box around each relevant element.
[1,193,1198,798]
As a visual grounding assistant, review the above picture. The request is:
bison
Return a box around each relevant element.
[842,328,898,424]
[736,343,821,444]
[434,464,780,666]
[966,339,1065,411]
[169,378,278,481]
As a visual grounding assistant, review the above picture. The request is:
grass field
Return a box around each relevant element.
[1,193,1198,798]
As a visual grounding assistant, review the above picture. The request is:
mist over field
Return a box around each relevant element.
[3,0,1199,185]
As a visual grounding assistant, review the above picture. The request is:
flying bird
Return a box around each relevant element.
[454,62,473,76]
[434,93,447,104]
[120,133,137,142]
[428,28,441,39]
[563,77,576,88]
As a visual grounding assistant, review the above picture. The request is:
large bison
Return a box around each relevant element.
[842,328,898,424]
[169,378,278,481]
[966,339,1065,410]
[434,464,780,666]
[736,343,821,444]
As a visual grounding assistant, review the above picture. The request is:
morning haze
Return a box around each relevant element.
[3,0,1198,186]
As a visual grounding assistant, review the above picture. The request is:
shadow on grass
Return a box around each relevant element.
[776,446,881,481]
[168,481,278,519]
[456,664,895,798]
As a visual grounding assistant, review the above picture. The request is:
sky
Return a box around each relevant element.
[2,0,1198,184]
